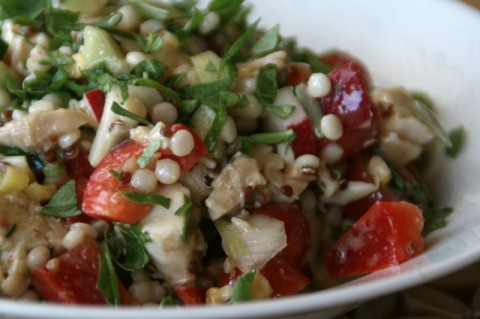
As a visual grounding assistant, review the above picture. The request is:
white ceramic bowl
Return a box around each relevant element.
[1,0,480,318]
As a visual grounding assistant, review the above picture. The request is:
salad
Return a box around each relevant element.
[0,0,463,306]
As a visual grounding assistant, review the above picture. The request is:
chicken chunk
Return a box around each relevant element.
[0,109,96,152]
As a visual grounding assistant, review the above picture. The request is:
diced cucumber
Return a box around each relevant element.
[191,50,229,83]
[53,0,108,17]
[81,25,129,75]
[190,104,216,140]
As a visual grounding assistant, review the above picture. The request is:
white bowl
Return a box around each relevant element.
[2,0,480,318]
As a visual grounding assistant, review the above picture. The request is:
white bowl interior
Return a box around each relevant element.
[1,0,480,318]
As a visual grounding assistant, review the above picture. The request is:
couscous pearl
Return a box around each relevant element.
[129,281,155,304]
[139,19,164,36]
[29,100,56,113]
[320,114,343,140]
[70,222,98,240]
[42,93,63,108]
[307,73,331,98]
[27,245,50,271]
[150,102,178,124]
[296,154,320,170]
[126,51,148,67]
[130,169,158,193]
[220,116,237,143]
[199,12,220,34]
[62,227,87,250]
[170,130,194,157]
[321,143,344,163]
[58,129,81,149]
[122,97,147,125]
[117,5,142,32]
[155,158,181,185]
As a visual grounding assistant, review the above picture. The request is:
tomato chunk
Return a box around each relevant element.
[325,201,424,278]
[174,286,205,305]
[252,203,310,267]
[31,240,136,305]
[287,118,318,157]
[82,139,150,224]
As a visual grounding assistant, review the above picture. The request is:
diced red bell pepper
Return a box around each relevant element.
[324,201,424,278]
[252,203,311,267]
[31,240,137,305]
[174,286,205,305]
[288,118,318,157]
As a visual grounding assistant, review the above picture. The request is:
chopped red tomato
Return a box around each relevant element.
[82,124,207,224]
[252,203,311,267]
[31,240,137,305]
[174,286,205,305]
[288,118,318,157]
[84,89,106,122]
[325,201,424,278]
[82,140,150,224]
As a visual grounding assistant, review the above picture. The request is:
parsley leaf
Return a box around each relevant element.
[41,180,82,218]
[137,139,161,169]
[175,195,195,244]
[0,0,48,20]
[255,63,278,104]
[117,189,171,208]
[251,24,280,57]
[109,224,150,271]
[98,240,121,306]
[232,270,256,303]
[134,60,169,80]
[184,78,234,101]
[445,126,465,158]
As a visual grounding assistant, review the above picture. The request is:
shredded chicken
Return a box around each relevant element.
[0,109,96,152]
[205,156,266,220]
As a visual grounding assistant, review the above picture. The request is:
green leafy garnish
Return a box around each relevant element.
[445,126,465,158]
[134,60,169,80]
[41,180,82,218]
[98,240,121,306]
[251,24,280,57]
[264,104,294,120]
[109,224,150,271]
[160,295,175,307]
[131,78,180,102]
[111,102,154,127]
[255,63,278,104]
[0,0,48,20]
[232,270,256,303]
[208,0,244,24]
[139,33,164,54]
[422,207,453,236]
[128,0,170,21]
[137,139,162,169]
[0,38,8,60]
[175,195,195,244]
[93,12,123,29]
[238,129,297,145]
[183,7,205,32]
[109,169,124,181]
[117,189,171,208]
[184,78,234,101]
[49,51,75,67]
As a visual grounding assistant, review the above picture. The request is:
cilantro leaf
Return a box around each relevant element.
[175,195,196,244]
[137,139,161,169]
[255,63,278,104]
[0,0,48,20]
[251,24,280,57]
[41,180,82,218]
[446,126,465,158]
[184,78,234,101]
[134,60,169,80]
[110,224,150,271]
[98,240,121,306]
[117,189,171,208]
[232,270,256,303]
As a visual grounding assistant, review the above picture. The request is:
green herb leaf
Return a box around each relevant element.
[111,224,150,271]
[220,18,259,70]
[208,0,244,24]
[160,295,175,307]
[238,129,296,145]
[134,60,169,80]
[177,99,199,122]
[109,169,124,181]
[128,0,170,21]
[205,60,217,72]
[183,7,205,32]
[284,38,332,74]
[445,126,465,158]
[255,63,278,104]
[49,51,74,66]
[41,180,82,218]
[264,104,294,120]
[251,24,280,57]
[98,240,121,306]
[140,33,164,54]
[0,0,48,20]
[0,144,45,173]
[184,78,234,101]
[137,139,161,169]
[232,270,256,303]
[131,78,180,103]
[111,102,153,127]
[93,12,123,29]
[175,195,195,244]
[117,189,171,208]
[46,8,80,35]
[422,206,453,236]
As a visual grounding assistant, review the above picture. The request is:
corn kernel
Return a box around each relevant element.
[24,182,58,202]
[249,272,273,300]
[0,166,30,193]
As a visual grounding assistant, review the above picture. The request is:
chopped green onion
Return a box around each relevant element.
[111,102,153,127]
[445,126,465,158]
[255,63,278,104]
[264,104,294,120]
[251,24,280,58]
[117,189,171,208]
[137,139,161,169]
[175,195,196,243]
